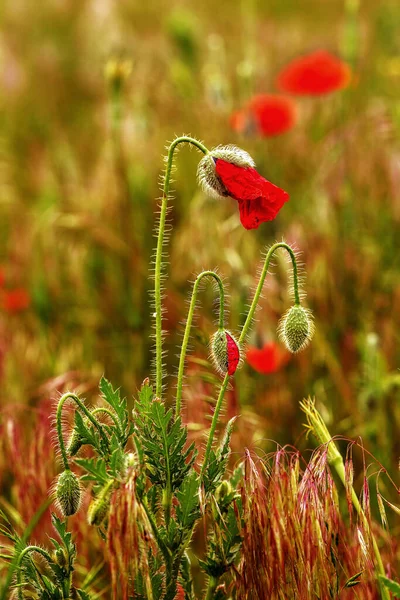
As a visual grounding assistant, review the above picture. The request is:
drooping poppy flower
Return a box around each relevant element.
[197,145,289,230]
[2,288,31,313]
[231,94,297,137]
[276,50,351,95]
[246,341,290,374]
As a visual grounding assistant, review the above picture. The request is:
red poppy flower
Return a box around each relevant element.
[231,94,297,137]
[276,50,351,95]
[214,158,289,230]
[246,341,290,375]
[2,288,31,313]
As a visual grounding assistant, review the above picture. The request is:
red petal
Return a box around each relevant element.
[246,342,290,375]
[215,159,289,230]
[276,50,351,96]
[226,332,240,376]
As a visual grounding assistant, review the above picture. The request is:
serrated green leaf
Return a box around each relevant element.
[204,418,236,494]
[176,473,200,530]
[74,457,109,484]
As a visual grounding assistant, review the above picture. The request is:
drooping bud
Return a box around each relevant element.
[56,470,81,517]
[197,144,255,199]
[210,329,240,376]
[67,428,84,457]
[278,304,314,353]
[87,479,114,527]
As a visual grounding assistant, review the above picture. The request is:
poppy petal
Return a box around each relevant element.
[215,159,289,230]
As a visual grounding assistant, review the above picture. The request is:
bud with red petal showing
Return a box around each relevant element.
[210,329,240,376]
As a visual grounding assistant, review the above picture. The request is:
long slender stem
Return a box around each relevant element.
[0,497,53,600]
[154,136,209,398]
[201,243,300,478]
[239,242,300,345]
[56,393,110,466]
[201,374,230,478]
[205,575,219,600]
[175,270,225,418]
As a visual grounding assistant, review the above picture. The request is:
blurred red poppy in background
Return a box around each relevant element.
[2,288,31,313]
[231,94,297,137]
[214,159,289,229]
[246,341,290,374]
[276,50,351,95]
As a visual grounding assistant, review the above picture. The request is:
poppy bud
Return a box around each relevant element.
[87,479,114,527]
[278,305,314,353]
[67,428,84,457]
[56,470,81,517]
[215,480,232,502]
[210,329,241,376]
[53,548,68,568]
[197,145,255,199]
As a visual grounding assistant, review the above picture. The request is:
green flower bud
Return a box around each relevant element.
[215,480,232,503]
[278,305,314,353]
[210,329,241,376]
[87,479,114,527]
[56,470,81,517]
[67,428,84,457]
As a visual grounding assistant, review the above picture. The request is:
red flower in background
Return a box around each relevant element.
[231,94,297,137]
[246,341,290,374]
[276,50,351,95]
[214,158,289,230]
[2,288,30,313]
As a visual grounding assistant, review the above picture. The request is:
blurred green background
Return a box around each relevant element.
[1,0,400,482]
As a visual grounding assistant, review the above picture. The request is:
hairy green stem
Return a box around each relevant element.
[201,243,300,479]
[0,497,53,600]
[239,242,300,345]
[201,374,230,478]
[205,575,219,600]
[154,136,209,398]
[16,546,53,600]
[92,407,120,431]
[56,393,110,466]
[175,270,225,418]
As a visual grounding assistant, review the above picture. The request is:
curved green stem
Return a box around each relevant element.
[92,407,120,430]
[175,270,225,418]
[200,374,230,478]
[205,575,219,600]
[56,393,110,466]
[16,546,53,600]
[201,244,300,479]
[154,136,209,398]
[239,242,300,345]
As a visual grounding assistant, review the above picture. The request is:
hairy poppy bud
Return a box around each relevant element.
[87,479,114,527]
[67,428,84,457]
[215,480,232,502]
[53,548,68,568]
[197,145,255,199]
[210,329,240,376]
[278,305,314,353]
[56,470,81,517]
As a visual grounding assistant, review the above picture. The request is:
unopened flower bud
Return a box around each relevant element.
[278,305,314,353]
[210,329,240,376]
[67,428,83,457]
[197,145,255,199]
[87,479,114,527]
[215,480,232,503]
[56,470,81,517]
[53,548,68,568]
[104,57,132,92]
